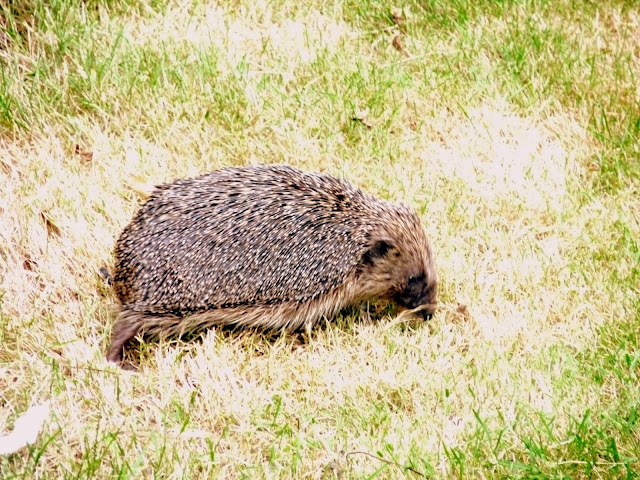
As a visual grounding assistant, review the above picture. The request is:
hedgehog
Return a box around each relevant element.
[107,164,437,364]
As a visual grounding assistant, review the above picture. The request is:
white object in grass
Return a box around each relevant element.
[0,402,50,455]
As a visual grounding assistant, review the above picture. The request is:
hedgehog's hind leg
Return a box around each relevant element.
[106,308,145,366]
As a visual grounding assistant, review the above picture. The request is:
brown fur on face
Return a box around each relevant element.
[355,209,438,318]
[107,165,437,365]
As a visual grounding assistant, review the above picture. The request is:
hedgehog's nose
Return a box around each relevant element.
[418,303,436,320]
[406,303,436,320]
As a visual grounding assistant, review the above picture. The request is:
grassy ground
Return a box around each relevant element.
[1,0,639,478]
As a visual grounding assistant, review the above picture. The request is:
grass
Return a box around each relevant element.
[0,0,639,478]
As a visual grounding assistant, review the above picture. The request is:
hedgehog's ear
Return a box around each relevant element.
[362,236,396,265]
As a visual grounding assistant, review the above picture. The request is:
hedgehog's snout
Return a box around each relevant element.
[393,270,437,313]
[397,302,437,321]
[417,302,437,320]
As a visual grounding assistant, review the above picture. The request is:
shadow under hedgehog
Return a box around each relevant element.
[107,164,437,365]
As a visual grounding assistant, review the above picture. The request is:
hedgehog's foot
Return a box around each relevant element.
[106,310,144,365]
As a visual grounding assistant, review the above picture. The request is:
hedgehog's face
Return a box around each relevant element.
[392,271,438,319]
[361,234,437,319]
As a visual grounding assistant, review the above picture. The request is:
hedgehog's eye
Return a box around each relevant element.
[407,274,423,286]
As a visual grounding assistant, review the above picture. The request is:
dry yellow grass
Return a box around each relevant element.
[1,1,639,478]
